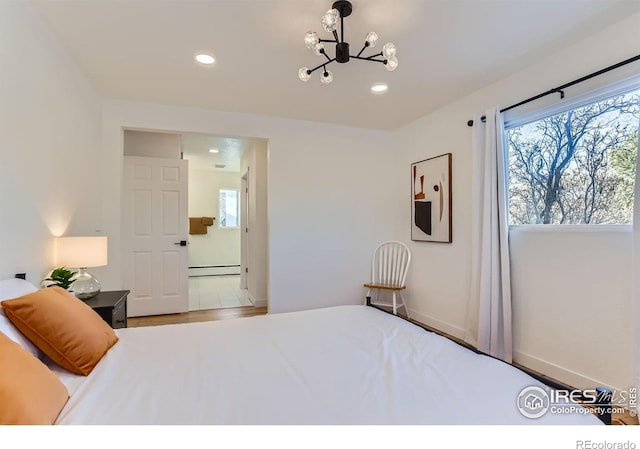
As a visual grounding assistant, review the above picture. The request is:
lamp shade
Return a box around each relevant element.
[55,237,108,268]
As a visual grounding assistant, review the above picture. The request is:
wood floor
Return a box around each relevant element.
[128,305,267,328]
[127,304,637,425]
[611,408,639,425]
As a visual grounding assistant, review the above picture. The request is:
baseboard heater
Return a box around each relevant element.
[188,264,241,277]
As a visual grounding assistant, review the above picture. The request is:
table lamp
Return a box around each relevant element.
[55,236,108,299]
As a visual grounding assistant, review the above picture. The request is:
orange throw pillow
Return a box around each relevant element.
[0,331,69,424]
[1,287,118,375]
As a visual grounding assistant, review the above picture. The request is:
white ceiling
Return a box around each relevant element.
[32,0,639,130]
[181,132,261,172]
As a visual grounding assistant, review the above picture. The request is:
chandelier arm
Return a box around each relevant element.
[308,58,336,74]
[356,43,370,58]
[299,1,396,83]
[350,55,386,64]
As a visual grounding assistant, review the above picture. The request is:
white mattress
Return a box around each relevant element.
[53,305,601,424]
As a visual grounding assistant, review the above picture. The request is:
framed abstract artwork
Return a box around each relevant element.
[411,153,452,242]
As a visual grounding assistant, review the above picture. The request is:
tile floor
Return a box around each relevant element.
[188,275,252,311]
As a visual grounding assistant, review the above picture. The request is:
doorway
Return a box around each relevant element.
[240,169,249,291]
[182,132,268,311]
[120,129,268,316]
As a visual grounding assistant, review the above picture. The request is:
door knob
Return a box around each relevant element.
[174,240,188,246]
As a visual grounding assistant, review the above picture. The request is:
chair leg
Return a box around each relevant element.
[392,291,397,315]
[399,291,410,320]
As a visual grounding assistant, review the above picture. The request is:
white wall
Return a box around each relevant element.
[240,141,269,307]
[509,227,633,390]
[100,100,394,314]
[188,169,241,268]
[392,13,640,391]
[0,2,102,283]
[0,2,395,316]
[123,130,181,159]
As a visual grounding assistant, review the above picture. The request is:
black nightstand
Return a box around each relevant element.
[83,290,129,329]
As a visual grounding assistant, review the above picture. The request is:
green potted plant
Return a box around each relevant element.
[43,267,77,290]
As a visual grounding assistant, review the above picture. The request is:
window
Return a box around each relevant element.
[506,87,639,225]
[219,189,239,228]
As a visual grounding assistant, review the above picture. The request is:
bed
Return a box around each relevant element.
[1,278,603,425]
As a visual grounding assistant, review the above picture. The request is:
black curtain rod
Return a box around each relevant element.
[466,54,640,127]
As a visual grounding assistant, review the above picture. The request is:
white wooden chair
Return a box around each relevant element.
[364,241,411,317]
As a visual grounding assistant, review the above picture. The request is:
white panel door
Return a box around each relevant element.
[122,156,188,317]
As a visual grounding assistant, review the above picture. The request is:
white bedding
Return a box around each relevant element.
[53,305,601,425]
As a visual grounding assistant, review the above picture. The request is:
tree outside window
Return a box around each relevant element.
[507,88,640,225]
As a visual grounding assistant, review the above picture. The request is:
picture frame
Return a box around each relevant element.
[411,153,452,242]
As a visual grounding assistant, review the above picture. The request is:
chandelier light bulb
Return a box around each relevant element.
[385,56,398,72]
[299,67,312,82]
[304,31,319,49]
[313,43,325,56]
[320,70,334,85]
[321,8,340,32]
[382,43,396,59]
[365,32,378,47]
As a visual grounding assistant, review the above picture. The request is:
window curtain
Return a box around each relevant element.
[465,106,513,363]
[633,116,640,393]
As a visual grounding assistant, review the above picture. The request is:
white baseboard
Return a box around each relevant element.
[513,350,621,392]
[405,312,625,394]
[407,309,467,341]
[188,266,241,277]
[248,293,267,308]
[373,305,628,398]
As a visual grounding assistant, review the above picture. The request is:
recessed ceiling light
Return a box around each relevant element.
[371,83,388,94]
[195,53,215,65]
[209,148,219,153]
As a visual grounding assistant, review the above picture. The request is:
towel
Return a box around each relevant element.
[189,217,207,235]
[202,217,214,226]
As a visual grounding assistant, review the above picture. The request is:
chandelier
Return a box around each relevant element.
[298,0,398,85]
